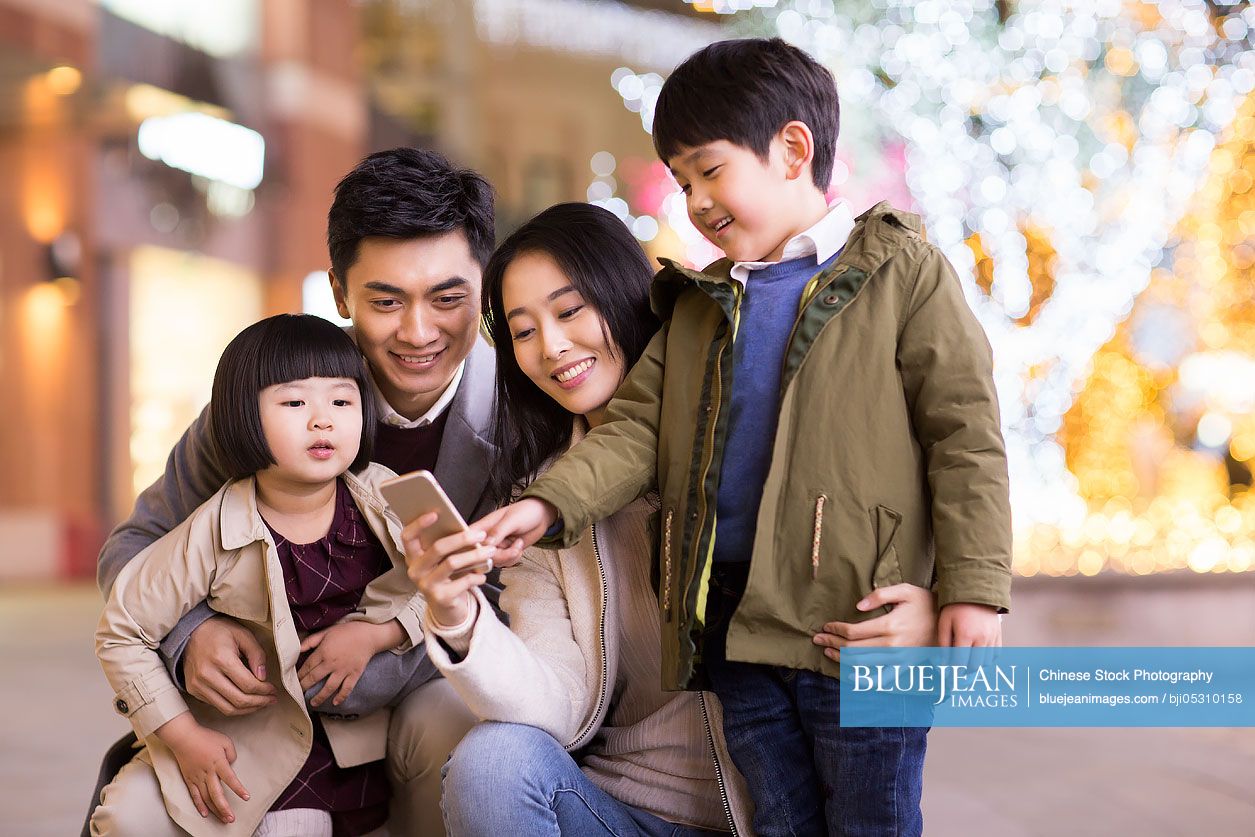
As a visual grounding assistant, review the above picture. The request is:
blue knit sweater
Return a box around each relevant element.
[712,250,840,564]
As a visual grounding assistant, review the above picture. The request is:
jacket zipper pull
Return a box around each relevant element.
[663,509,674,615]
[811,495,826,580]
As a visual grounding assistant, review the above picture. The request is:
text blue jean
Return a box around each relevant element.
[441,722,727,836]
[703,563,928,837]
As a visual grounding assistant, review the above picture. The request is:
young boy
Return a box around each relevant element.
[479,37,1012,836]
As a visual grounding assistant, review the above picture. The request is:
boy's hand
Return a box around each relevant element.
[298,620,404,707]
[471,498,559,564]
[938,603,1002,647]
[813,584,938,662]
[403,512,492,628]
[155,712,249,823]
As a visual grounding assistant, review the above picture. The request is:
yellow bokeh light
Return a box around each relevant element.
[46,65,81,96]
[1104,46,1137,77]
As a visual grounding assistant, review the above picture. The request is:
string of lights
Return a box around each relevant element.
[595,0,1255,576]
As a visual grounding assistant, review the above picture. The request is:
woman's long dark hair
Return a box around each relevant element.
[482,202,659,504]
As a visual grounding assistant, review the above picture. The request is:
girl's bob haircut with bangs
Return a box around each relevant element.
[208,313,377,480]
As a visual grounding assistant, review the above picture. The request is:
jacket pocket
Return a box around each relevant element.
[870,505,903,589]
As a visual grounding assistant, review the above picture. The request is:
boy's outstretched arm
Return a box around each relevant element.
[475,499,558,559]
[896,247,1013,626]
[478,324,669,550]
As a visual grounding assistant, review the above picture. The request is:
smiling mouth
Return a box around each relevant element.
[392,349,443,367]
[710,216,733,235]
[552,358,595,384]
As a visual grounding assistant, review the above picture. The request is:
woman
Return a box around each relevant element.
[403,203,938,835]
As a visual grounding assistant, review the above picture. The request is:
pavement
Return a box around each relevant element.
[4,582,1255,836]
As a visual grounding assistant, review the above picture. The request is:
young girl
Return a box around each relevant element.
[404,203,939,835]
[93,314,423,837]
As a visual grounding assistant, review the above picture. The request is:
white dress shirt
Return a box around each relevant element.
[373,360,465,429]
[728,202,856,285]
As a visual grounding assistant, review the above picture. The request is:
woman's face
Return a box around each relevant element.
[500,250,626,426]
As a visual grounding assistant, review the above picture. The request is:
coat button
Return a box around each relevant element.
[689,510,698,521]
[114,698,129,715]
[824,294,840,305]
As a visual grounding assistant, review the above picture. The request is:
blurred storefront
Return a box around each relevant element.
[0,0,367,580]
[0,0,725,582]
[357,0,723,235]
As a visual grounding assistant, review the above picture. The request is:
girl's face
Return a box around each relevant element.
[258,376,364,485]
[501,250,626,426]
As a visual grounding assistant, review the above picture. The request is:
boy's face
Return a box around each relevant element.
[330,232,482,422]
[669,137,803,263]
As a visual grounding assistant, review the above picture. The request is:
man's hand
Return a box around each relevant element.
[403,512,491,628]
[155,712,249,824]
[813,584,939,662]
[184,616,277,715]
[471,498,559,566]
[938,602,1002,647]
[298,620,403,708]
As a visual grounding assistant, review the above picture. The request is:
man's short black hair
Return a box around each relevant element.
[209,314,378,480]
[652,38,840,191]
[327,147,496,289]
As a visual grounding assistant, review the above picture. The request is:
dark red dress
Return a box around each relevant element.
[262,478,393,836]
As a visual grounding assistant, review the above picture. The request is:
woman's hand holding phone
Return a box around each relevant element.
[402,512,496,628]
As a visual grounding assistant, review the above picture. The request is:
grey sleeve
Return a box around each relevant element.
[156,601,218,685]
[310,646,441,717]
[97,406,229,681]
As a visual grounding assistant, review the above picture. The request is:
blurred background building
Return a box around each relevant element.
[0,0,724,581]
[4,2,1255,832]
[6,0,1254,588]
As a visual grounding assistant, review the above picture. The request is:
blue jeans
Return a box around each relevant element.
[703,564,928,837]
[441,722,727,836]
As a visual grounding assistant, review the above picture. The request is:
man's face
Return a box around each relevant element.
[331,232,482,421]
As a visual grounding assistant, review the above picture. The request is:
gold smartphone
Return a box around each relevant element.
[379,470,492,579]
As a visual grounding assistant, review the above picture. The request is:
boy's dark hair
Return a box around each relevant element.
[209,314,378,480]
[481,202,660,504]
[652,37,840,191]
[327,147,496,289]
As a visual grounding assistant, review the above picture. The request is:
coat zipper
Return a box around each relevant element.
[698,691,738,836]
[569,522,611,749]
[681,327,731,625]
[812,494,827,579]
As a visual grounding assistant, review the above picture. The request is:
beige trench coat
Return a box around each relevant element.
[96,463,423,836]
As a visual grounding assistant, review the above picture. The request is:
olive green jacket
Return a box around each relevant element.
[523,202,1012,689]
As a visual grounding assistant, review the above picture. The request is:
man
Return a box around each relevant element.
[88,148,499,835]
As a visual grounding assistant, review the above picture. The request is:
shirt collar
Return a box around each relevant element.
[729,202,856,284]
[373,361,465,429]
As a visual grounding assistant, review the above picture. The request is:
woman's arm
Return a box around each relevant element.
[403,515,597,747]
[426,555,597,747]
